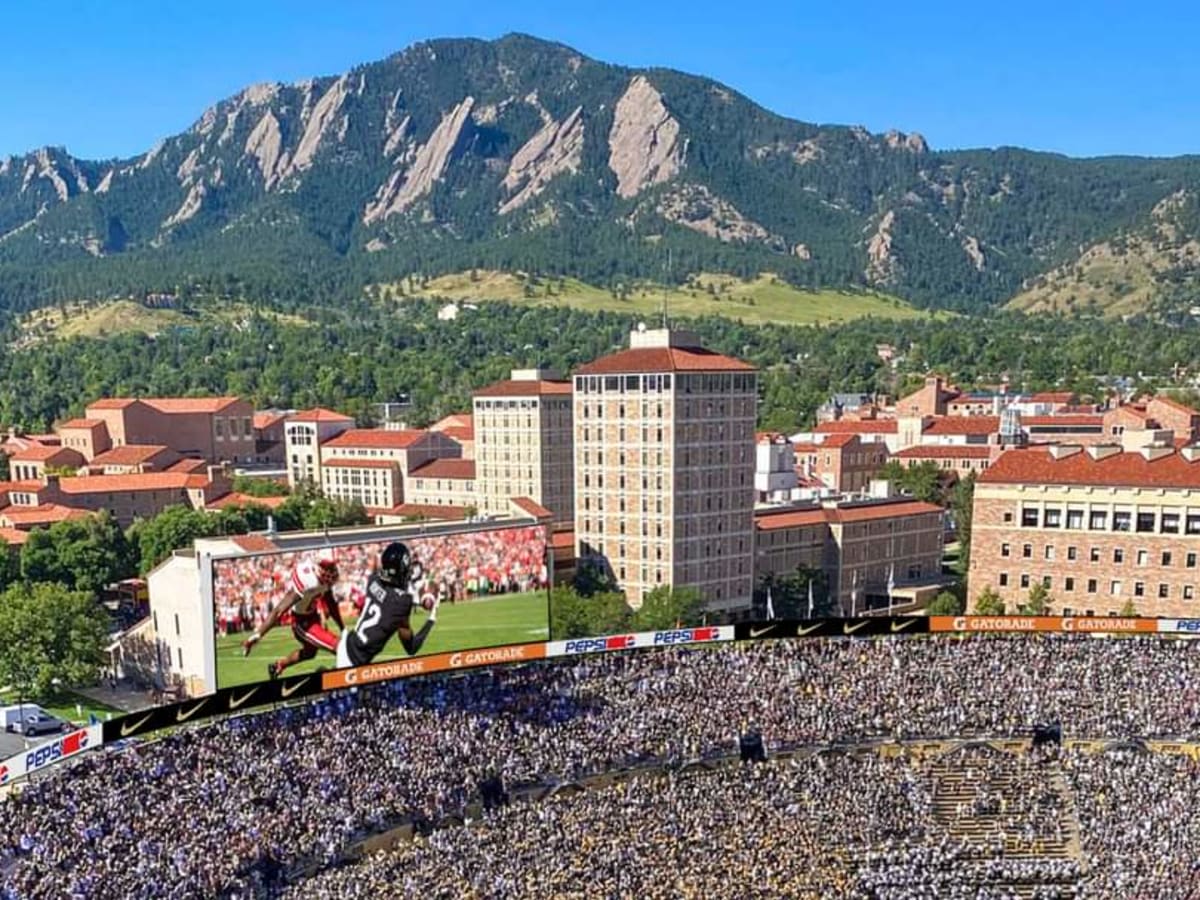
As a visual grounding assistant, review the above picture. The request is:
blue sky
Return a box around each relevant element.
[2,0,1197,160]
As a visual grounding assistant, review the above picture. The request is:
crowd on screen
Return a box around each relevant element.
[1,635,1200,898]
[213,527,549,634]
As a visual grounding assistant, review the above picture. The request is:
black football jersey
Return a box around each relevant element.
[345,574,414,666]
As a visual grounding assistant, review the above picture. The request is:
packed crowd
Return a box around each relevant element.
[1,634,1199,898]
[212,525,549,631]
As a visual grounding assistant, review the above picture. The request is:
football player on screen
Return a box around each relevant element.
[336,542,439,668]
[242,556,344,680]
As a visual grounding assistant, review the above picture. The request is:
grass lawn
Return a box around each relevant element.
[386,270,938,327]
[0,687,122,726]
[216,591,550,689]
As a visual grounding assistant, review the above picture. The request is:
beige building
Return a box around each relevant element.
[320,458,403,511]
[473,369,573,524]
[84,397,257,463]
[755,497,946,614]
[8,445,86,481]
[971,437,1200,617]
[284,408,355,488]
[316,428,461,510]
[407,459,478,510]
[572,329,757,611]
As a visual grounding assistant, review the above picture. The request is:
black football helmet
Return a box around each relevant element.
[379,542,412,588]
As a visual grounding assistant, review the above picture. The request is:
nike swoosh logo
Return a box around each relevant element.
[843,621,869,635]
[228,687,259,710]
[890,619,916,633]
[280,677,311,699]
[119,712,154,737]
[749,626,776,638]
[796,623,824,636]
[176,700,209,723]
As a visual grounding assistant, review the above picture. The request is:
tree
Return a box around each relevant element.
[1119,598,1138,617]
[572,558,618,598]
[754,565,832,618]
[927,591,964,615]
[20,512,135,596]
[128,506,221,575]
[0,450,8,481]
[631,586,704,631]
[231,475,290,498]
[878,460,945,505]
[0,582,110,700]
[1021,582,1052,616]
[950,472,976,568]
[974,586,1005,615]
[0,539,17,591]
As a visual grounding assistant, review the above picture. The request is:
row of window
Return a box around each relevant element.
[574,373,756,395]
[1016,506,1200,534]
[213,417,253,441]
[1003,543,1198,568]
[998,572,1195,600]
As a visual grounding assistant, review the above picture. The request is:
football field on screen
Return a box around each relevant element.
[215,591,550,689]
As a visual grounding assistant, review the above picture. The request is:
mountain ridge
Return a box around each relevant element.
[2,32,1199,316]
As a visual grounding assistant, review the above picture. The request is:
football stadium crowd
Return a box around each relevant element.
[2,635,1200,898]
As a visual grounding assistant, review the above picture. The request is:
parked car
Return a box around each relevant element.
[2,705,69,736]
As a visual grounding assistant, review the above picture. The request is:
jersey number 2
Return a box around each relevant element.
[356,596,383,638]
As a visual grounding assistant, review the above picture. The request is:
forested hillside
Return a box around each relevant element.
[2,34,1199,315]
[0,299,1194,434]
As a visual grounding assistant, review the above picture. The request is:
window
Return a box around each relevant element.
[1134,582,1145,597]
[1113,549,1124,564]
[1162,551,1173,567]
[1089,511,1108,531]
[1188,514,1200,535]
[1067,546,1078,561]
[1020,574,1031,588]
[1159,583,1170,599]
[1065,577,1075,591]
[1001,543,1011,558]
[1162,513,1181,534]
[1186,586,1195,601]
[1087,579,1098,594]
[1090,547,1101,563]
[999,573,1009,586]
[1113,511,1132,532]
[1004,511,1014,524]
[1136,512,1156,533]
[1043,508,1062,528]
[1188,553,1197,569]
[1021,508,1039,527]
[177,648,183,668]
[1044,546,1055,561]
[1022,543,1033,559]
[174,614,180,636]
[1042,576,1052,589]
[1136,550,1148,566]
[1110,580,1122,596]
[1066,509,1085,530]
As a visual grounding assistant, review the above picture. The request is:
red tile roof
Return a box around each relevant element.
[58,418,105,430]
[825,500,943,524]
[980,446,1200,489]
[253,412,287,430]
[322,428,427,450]
[575,346,755,375]
[1029,391,1076,403]
[754,507,828,530]
[1,504,90,526]
[431,413,473,431]
[1022,415,1104,427]
[9,445,84,463]
[813,420,898,435]
[474,379,572,397]
[232,534,279,553]
[511,497,552,520]
[143,397,241,414]
[923,416,1000,436]
[287,407,354,423]
[86,398,139,410]
[440,424,475,443]
[894,445,992,459]
[1149,395,1200,416]
[321,457,400,470]
[167,458,208,473]
[409,459,476,480]
[819,433,859,448]
[89,445,174,466]
[0,527,30,546]
[376,503,469,521]
[57,472,205,493]
[206,492,288,510]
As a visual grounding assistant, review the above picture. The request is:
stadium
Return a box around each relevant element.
[3,623,1200,899]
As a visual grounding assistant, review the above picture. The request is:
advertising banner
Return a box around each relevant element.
[545,625,735,657]
[321,641,548,690]
[0,724,103,784]
[929,616,1159,634]
[1156,619,1200,635]
[735,617,927,641]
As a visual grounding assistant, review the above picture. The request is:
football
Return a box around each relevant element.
[419,593,436,612]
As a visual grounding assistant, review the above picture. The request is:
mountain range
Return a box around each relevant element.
[2,33,1199,316]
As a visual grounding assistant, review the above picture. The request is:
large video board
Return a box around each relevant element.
[211,524,550,689]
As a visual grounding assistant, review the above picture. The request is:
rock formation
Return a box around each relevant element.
[608,76,684,198]
[499,106,584,214]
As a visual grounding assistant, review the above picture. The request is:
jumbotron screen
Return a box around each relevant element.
[211,524,550,689]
